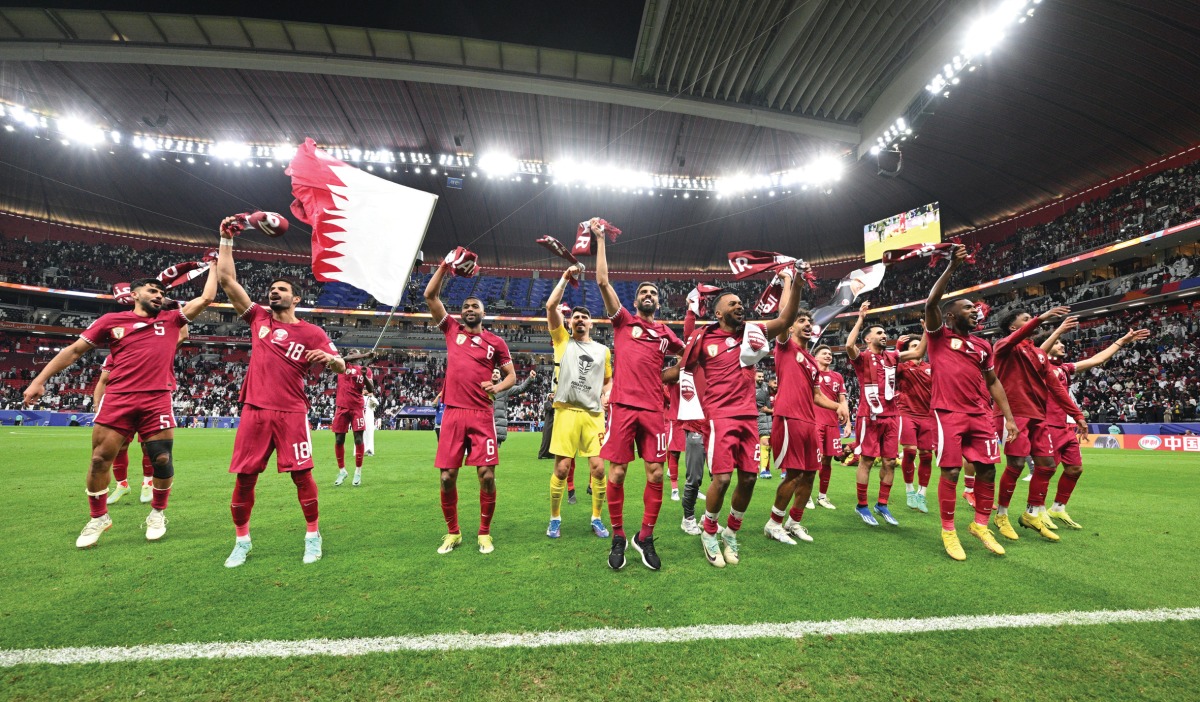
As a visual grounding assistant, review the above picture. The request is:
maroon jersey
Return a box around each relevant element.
[239,304,339,412]
[438,314,512,411]
[691,324,759,419]
[80,308,189,394]
[993,318,1082,420]
[816,370,845,426]
[610,307,684,411]
[773,336,820,423]
[897,360,932,417]
[926,324,994,415]
[335,365,371,409]
[849,347,900,418]
[1045,361,1077,428]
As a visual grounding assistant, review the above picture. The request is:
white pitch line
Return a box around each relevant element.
[2,606,1198,668]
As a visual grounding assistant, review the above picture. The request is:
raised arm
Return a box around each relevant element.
[925,244,966,331]
[23,337,93,405]
[1039,316,1079,353]
[423,261,450,325]
[761,265,802,340]
[180,256,219,321]
[844,301,869,361]
[513,369,537,395]
[1072,328,1151,372]
[546,265,578,331]
[594,221,621,317]
[897,330,928,362]
[984,368,1018,443]
[217,218,254,316]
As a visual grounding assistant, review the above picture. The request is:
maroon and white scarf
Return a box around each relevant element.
[571,218,622,257]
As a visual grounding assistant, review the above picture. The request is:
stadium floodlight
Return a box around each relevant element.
[56,118,104,144]
[273,143,296,161]
[479,153,519,176]
[212,141,251,161]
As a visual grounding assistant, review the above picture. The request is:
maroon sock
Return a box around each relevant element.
[440,486,460,535]
[231,474,257,537]
[1054,470,1082,506]
[964,474,976,492]
[638,481,663,540]
[877,482,892,505]
[88,492,107,518]
[998,465,1022,508]
[291,469,319,531]
[725,511,743,532]
[141,453,153,479]
[151,486,171,511]
[819,462,831,494]
[112,448,129,483]
[900,448,916,484]
[335,443,345,469]
[974,474,995,526]
[667,453,680,489]
[607,479,625,537]
[566,463,575,492]
[479,489,496,535]
[788,505,805,523]
[1028,465,1055,508]
[918,454,933,489]
[937,477,957,530]
[354,444,364,468]
[701,513,719,535]
[856,481,868,507]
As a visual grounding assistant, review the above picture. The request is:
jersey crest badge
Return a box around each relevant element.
[258,326,269,339]
[456,334,467,345]
[631,327,643,339]
[950,338,963,350]
[112,327,125,339]
[707,343,719,357]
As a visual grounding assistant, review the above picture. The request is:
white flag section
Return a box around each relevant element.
[287,138,438,307]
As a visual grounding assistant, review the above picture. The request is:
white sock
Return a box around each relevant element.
[1026,505,1040,515]
[151,508,164,516]
[236,535,251,543]
[142,477,153,486]
[306,528,319,537]
[818,493,827,500]
[770,506,786,521]
[904,482,915,492]
[1052,501,1066,511]
[996,506,1008,516]
[354,468,362,476]
[704,510,719,524]
[917,485,927,496]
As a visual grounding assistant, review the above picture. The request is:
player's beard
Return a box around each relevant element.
[721,308,744,328]
[461,311,481,329]
[136,297,161,315]
[637,297,657,315]
[268,297,292,313]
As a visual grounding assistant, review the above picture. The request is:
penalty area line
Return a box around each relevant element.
[3,606,1199,667]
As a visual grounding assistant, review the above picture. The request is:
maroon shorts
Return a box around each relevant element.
[332,405,366,433]
[854,415,899,459]
[229,406,314,474]
[820,424,842,458]
[770,416,822,472]
[1051,425,1083,466]
[434,407,498,469]
[705,417,759,475]
[667,419,688,453]
[994,415,1054,458]
[95,390,175,440]
[935,410,1000,468]
[600,404,668,464]
[900,414,936,452]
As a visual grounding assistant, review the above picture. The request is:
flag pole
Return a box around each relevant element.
[369,301,402,354]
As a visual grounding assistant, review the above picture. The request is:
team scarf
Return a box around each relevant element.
[880,238,979,267]
[685,283,723,317]
[571,218,623,257]
[974,300,992,330]
[442,246,480,278]
[726,250,817,315]
[112,282,132,305]
[156,249,218,290]
[536,235,582,288]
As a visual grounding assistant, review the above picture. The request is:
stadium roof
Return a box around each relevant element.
[1,1,1199,271]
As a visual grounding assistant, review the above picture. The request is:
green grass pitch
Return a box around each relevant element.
[1,427,1197,700]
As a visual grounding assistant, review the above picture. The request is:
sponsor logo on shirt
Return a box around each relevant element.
[112,327,125,339]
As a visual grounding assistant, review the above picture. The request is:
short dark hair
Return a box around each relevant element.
[713,291,738,308]
[813,344,832,355]
[997,309,1027,334]
[867,324,886,336]
[570,306,591,318]
[270,277,303,299]
[131,278,164,293]
[462,296,485,309]
[635,282,659,296]
[795,307,812,320]
[1033,330,1055,346]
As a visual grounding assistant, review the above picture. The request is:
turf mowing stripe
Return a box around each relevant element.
[3,607,1198,667]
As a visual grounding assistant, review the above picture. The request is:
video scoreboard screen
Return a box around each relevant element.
[863,202,941,262]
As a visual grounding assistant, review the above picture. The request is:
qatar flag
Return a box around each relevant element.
[287,138,438,306]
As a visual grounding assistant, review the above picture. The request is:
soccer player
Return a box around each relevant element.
[333,350,376,487]
[1037,318,1149,528]
[423,253,515,556]
[215,218,345,568]
[23,271,217,548]
[763,309,849,545]
[755,372,776,479]
[925,244,1017,561]
[669,264,803,568]
[93,355,152,505]
[896,334,934,514]
[545,264,612,541]
[595,225,685,571]
[813,344,846,509]
[991,305,1088,542]
[843,302,925,527]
